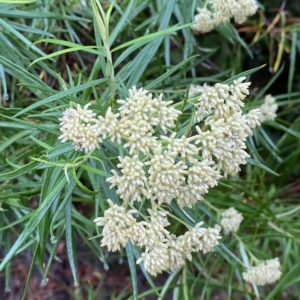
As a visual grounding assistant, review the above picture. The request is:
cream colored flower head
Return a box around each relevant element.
[192,7,215,33]
[259,94,278,122]
[93,199,138,252]
[59,103,101,152]
[192,0,259,33]
[242,258,282,286]
[220,207,243,234]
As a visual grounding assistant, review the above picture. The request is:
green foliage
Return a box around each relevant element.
[0,0,300,299]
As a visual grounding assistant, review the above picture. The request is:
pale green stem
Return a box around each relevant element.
[202,199,221,218]
[157,206,192,229]
[127,202,148,221]
[203,0,210,9]
[234,233,257,266]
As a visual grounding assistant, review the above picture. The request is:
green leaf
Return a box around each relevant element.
[29,136,54,151]
[267,121,300,139]
[0,18,45,56]
[29,39,104,67]
[0,174,67,271]
[50,172,81,238]
[65,199,78,286]
[47,143,75,159]
[145,55,197,89]
[13,78,108,117]
[288,29,297,96]
[112,22,192,53]
[21,244,39,300]
[0,55,48,88]
[72,168,97,194]
[0,113,59,135]
[0,130,32,152]
[79,163,110,177]
[222,64,267,84]
[246,158,279,176]
[126,241,138,300]
[0,0,37,2]
[108,0,136,46]
[0,160,42,181]
[121,0,177,87]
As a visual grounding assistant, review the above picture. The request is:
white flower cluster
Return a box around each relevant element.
[94,201,221,276]
[106,155,148,203]
[259,94,278,122]
[98,86,181,154]
[192,0,258,33]
[59,78,262,277]
[59,87,180,154]
[191,77,261,176]
[59,104,101,152]
[220,207,243,234]
[242,258,282,286]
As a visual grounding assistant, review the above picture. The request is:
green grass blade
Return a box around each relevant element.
[112,23,192,53]
[13,78,108,117]
[145,55,197,89]
[0,55,48,87]
[0,174,67,271]
[65,199,78,286]
[245,158,279,176]
[126,241,138,300]
[108,0,135,46]
[20,243,39,300]
[0,18,45,56]
[126,0,176,87]
[0,0,37,4]
[288,29,297,96]
[0,130,32,152]
[0,160,42,181]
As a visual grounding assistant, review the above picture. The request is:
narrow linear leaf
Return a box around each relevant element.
[0,160,42,181]
[112,23,192,52]
[0,130,32,152]
[145,55,197,90]
[29,45,104,67]
[65,199,78,286]
[72,168,97,194]
[0,55,48,88]
[50,171,81,237]
[21,244,39,300]
[13,78,108,117]
[0,176,67,270]
[29,136,54,151]
[108,0,135,46]
[288,30,297,95]
[0,0,37,2]
[126,241,138,300]
[0,113,59,135]
[79,164,110,177]
[222,64,266,84]
[126,0,176,87]
[246,158,279,176]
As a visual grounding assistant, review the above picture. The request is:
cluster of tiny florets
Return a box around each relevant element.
[59,78,263,277]
[59,104,101,152]
[94,201,221,276]
[242,258,282,286]
[146,152,188,205]
[115,86,180,154]
[220,207,243,234]
[177,160,221,208]
[191,77,261,176]
[93,199,138,252]
[106,155,148,203]
[259,94,278,122]
[192,0,258,33]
